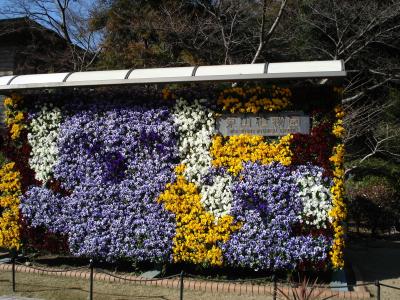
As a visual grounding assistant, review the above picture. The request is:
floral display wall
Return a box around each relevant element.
[0,85,346,270]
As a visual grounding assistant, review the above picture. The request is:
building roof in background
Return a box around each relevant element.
[0,17,65,43]
[0,17,85,75]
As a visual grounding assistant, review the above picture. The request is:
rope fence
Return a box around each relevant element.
[14,261,89,273]
[379,282,400,291]
[4,256,400,300]
[95,268,181,282]
[184,273,275,283]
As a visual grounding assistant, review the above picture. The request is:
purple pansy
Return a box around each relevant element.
[22,103,178,263]
[222,162,331,270]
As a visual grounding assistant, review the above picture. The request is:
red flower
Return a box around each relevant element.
[291,122,336,177]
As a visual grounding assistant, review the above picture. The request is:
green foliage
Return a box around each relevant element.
[91,0,287,68]
[347,157,400,186]
[0,151,7,167]
[91,0,206,68]
[0,131,8,167]
[386,88,400,122]
[373,88,400,164]
[346,167,400,234]
[345,86,400,181]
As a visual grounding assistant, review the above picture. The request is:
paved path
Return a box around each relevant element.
[346,238,400,300]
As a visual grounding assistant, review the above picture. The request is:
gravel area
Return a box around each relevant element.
[0,271,274,300]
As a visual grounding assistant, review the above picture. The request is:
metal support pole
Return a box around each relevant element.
[179,270,184,300]
[11,252,16,292]
[272,274,277,300]
[89,259,94,300]
[375,281,380,300]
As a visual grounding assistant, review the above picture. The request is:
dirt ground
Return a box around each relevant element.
[0,270,277,300]
[346,238,400,300]
[1,238,398,300]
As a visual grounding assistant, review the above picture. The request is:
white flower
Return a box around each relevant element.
[296,175,333,229]
[173,98,233,218]
[28,105,62,183]
[200,175,233,219]
[173,98,215,185]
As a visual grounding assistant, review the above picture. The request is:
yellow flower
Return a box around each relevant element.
[328,143,346,269]
[3,97,13,107]
[10,124,23,140]
[14,112,24,122]
[210,134,293,175]
[329,105,347,269]
[162,87,176,100]
[0,162,22,250]
[333,86,344,96]
[218,86,292,113]
[158,165,241,266]
[3,94,25,140]
[332,105,345,139]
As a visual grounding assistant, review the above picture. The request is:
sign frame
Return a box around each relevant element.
[216,111,310,136]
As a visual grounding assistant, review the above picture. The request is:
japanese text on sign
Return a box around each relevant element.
[216,112,310,136]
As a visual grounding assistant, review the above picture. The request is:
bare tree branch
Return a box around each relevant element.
[342,76,394,104]
[0,0,100,71]
[251,0,288,63]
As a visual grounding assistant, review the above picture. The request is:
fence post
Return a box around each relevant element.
[180,270,184,300]
[272,274,277,300]
[89,259,94,300]
[11,251,16,292]
[375,281,380,300]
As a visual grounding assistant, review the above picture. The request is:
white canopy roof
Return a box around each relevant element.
[0,60,346,91]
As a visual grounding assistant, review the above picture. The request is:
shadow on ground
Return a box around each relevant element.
[346,237,400,282]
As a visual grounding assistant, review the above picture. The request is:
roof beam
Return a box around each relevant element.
[0,61,346,91]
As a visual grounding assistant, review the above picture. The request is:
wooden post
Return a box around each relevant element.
[180,270,184,300]
[89,259,94,300]
[375,281,380,300]
[11,252,16,292]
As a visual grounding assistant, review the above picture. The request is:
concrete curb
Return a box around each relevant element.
[0,264,371,299]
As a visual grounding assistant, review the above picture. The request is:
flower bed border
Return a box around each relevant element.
[0,263,370,299]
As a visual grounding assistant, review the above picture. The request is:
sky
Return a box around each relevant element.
[0,0,96,21]
[0,0,102,49]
